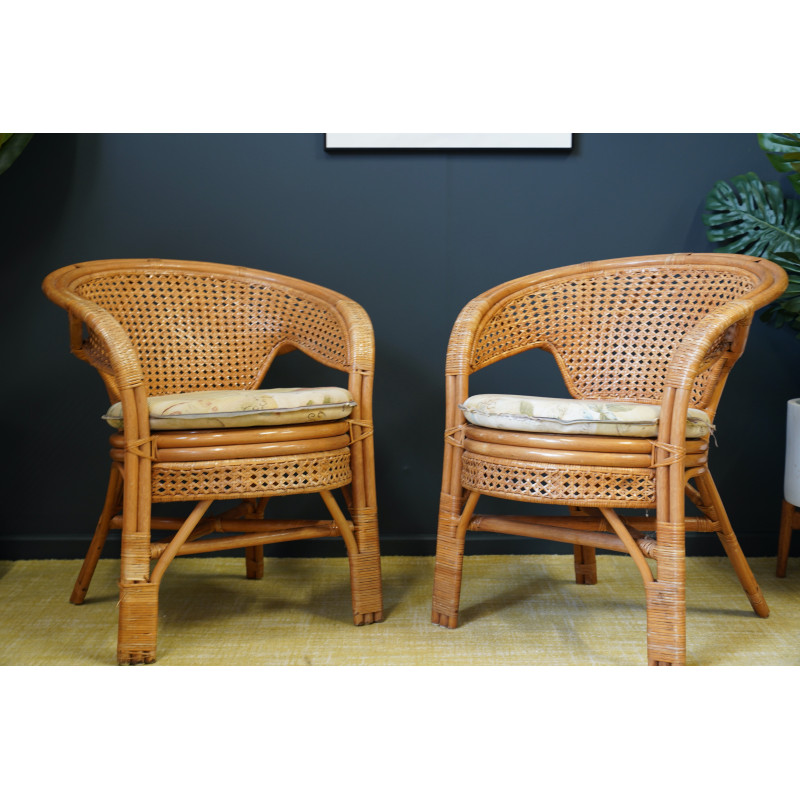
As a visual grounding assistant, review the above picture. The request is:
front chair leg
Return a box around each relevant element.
[348,505,383,626]
[645,519,686,666]
[644,579,685,665]
[321,489,383,625]
[432,490,480,628]
[117,581,159,665]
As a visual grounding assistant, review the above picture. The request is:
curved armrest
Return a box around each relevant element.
[664,300,753,395]
[42,277,150,438]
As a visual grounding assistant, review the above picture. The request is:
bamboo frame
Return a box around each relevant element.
[431,252,787,665]
[43,258,383,664]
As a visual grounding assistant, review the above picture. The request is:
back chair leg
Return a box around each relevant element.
[71,467,123,605]
[569,507,598,585]
[244,499,268,579]
[695,471,769,617]
[777,498,794,578]
[573,545,598,585]
[245,545,264,579]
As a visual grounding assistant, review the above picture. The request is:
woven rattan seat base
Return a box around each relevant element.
[150,448,352,501]
[459,425,709,507]
[461,451,658,507]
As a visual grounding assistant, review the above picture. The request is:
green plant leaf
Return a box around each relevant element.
[0,133,34,176]
[703,172,800,258]
[759,133,800,195]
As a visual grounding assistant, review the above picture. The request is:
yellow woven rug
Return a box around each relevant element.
[2,555,798,665]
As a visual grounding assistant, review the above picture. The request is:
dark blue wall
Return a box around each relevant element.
[3,133,798,558]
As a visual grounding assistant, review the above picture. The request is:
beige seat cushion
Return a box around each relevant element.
[104,387,356,430]
[460,394,713,438]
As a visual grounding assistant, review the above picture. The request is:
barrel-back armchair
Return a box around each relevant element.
[43,258,383,664]
[432,252,787,665]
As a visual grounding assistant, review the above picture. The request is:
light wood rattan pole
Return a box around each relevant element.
[345,368,383,625]
[70,466,123,604]
[569,507,597,584]
[241,497,267,579]
[119,387,149,585]
[777,498,795,578]
[432,372,472,628]
[648,387,689,665]
[320,489,359,555]
[149,500,213,585]
[694,470,769,617]
[432,489,480,628]
[469,514,655,557]
[598,507,655,585]
[149,524,343,556]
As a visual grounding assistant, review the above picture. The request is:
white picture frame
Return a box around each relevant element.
[325,133,572,150]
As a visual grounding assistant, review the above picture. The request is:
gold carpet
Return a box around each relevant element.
[1,555,798,666]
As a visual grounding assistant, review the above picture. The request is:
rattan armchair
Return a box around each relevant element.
[43,258,383,664]
[431,252,787,665]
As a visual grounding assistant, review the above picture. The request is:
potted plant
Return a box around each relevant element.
[703,133,800,572]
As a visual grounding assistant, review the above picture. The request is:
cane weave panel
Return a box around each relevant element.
[76,270,351,396]
[471,266,758,408]
[151,449,352,502]
[460,451,656,507]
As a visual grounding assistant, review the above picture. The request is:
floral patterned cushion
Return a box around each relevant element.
[104,387,356,430]
[460,394,713,438]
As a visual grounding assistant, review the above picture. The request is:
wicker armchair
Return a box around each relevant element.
[43,258,383,664]
[431,253,787,665]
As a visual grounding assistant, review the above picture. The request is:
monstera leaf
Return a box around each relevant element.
[759,133,800,195]
[0,134,33,176]
[703,171,800,258]
[761,251,800,336]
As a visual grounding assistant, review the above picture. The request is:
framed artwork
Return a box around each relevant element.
[324,133,573,150]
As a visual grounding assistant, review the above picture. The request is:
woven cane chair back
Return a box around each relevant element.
[463,256,764,411]
[58,259,357,400]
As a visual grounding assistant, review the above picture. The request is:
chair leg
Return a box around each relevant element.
[245,545,264,579]
[117,580,159,665]
[777,499,794,578]
[70,466,123,605]
[645,576,685,666]
[432,490,480,628]
[348,504,384,625]
[695,471,769,617]
[569,507,598,584]
[573,545,597,585]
